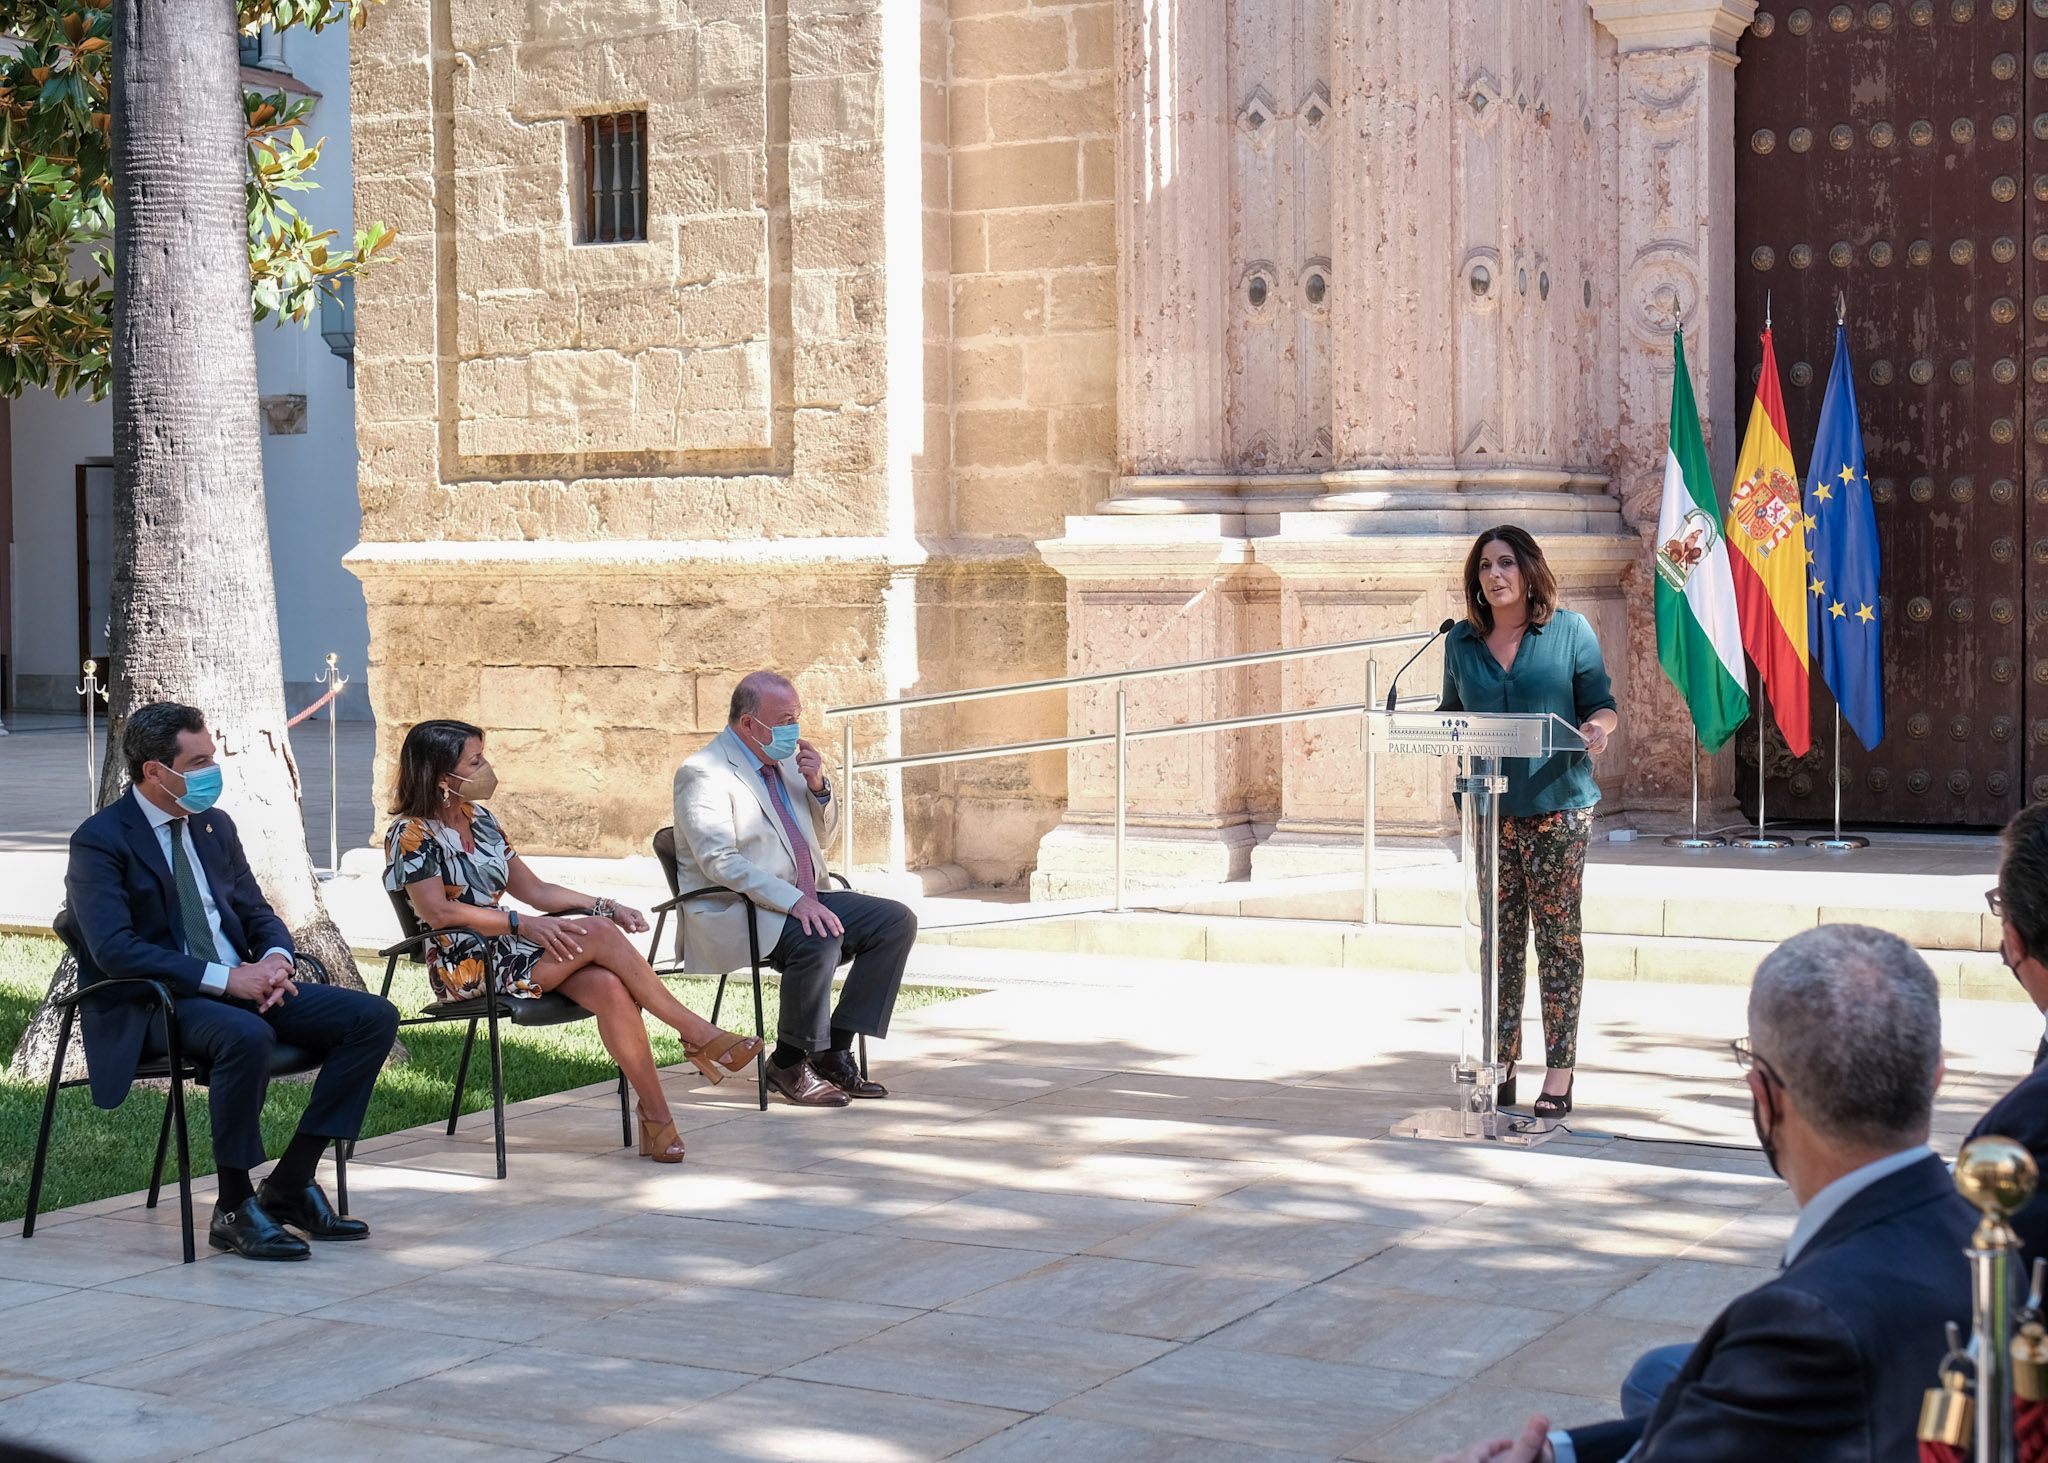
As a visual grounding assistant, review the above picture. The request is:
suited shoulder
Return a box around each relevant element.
[1975,1060,2048,1150]
[70,797,130,847]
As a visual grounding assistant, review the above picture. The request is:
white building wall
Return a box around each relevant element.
[4,21,369,718]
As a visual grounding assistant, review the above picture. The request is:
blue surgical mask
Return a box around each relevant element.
[167,764,223,815]
[760,722,801,762]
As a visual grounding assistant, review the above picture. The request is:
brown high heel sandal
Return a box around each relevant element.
[686,1031,764,1085]
[637,1106,685,1163]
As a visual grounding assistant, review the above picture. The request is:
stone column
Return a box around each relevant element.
[1031,0,1267,898]
[1588,0,1755,813]
[1327,0,1454,470]
[1117,0,1231,475]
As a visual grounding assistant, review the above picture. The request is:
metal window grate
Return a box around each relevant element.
[579,112,648,244]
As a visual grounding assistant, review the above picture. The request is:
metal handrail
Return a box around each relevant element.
[823,628,1445,915]
[824,629,1432,717]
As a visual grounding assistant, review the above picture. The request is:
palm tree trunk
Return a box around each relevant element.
[11,0,371,1083]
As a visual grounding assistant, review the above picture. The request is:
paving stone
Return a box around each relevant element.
[879,1186,1188,1253]
[0,1380,276,1461]
[1090,1205,1406,1281]
[201,1414,561,1462]
[732,1232,1055,1309]
[786,1311,1174,1411]
[543,1286,913,1373]
[951,1414,1335,1461]
[308,1261,677,1341]
[1595,1258,1775,1327]
[346,1346,748,1454]
[97,1313,501,1412]
[1056,1343,1455,1456]
[579,1375,1023,1462]
[1350,1382,1618,1461]
[1209,1282,1569,1378]
[0,1291,252,1379]
[1477,1311,1702,1399]
[947,1254,1299,1340]
[501,1211,836,1285]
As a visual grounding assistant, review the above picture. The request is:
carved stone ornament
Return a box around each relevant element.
[1623,247,1700,343]
[1461,246,1503,314]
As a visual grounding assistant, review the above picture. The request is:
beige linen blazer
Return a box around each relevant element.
[671,726,839,974]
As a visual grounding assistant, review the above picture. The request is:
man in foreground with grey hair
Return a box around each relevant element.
[672,670,911,1106]
[1436,923,1973,1463]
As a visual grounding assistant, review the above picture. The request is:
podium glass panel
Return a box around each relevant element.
[1374,712,1586,1145]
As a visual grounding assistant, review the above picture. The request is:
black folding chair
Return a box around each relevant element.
[647,826,867,1113]
[378,890,630,1178]
[24,907,350,1264]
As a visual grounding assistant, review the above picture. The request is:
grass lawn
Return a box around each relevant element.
[0,931,973,1224]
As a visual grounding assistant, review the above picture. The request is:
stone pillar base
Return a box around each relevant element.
[1030,820,1258,901]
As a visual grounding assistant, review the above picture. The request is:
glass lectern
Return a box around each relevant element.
[1372,710,1589,1146]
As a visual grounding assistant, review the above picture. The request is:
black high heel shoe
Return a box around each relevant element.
[1496,1062,1518,1109]
[1533,1072,1575,1119]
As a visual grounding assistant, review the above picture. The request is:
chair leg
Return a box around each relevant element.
[22,1005,75,1240]
[146,1093,174,1209]
[168,1074,195,1265]
[859,1034,869,1082]
[752,964,769,1113]
[487,1002,508,1180]
[333,1138,348,1215]
[711,971,729,1026]
[447,1018,479,1135]
[617,1068,631,1148]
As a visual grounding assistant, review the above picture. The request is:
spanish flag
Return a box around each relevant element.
[1724,327,1812,757]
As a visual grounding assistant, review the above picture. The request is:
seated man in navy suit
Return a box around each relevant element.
[1972,799,2048,1270]
[65,702,398,1260]
[1434,924,1972,1463]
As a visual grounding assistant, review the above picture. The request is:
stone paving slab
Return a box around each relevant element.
[1,963,2037,1462]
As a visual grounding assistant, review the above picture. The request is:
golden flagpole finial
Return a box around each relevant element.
[1766,289,1772,332]
[1836,289,1846,327]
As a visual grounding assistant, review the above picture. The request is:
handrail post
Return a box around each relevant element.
[841,719,855,878]
[1114,682,1127,913]
[1363,661,1377,927]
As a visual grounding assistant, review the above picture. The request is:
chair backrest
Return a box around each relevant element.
[652,825,681,896]
[386,887,432,965]
[52,906,90,972]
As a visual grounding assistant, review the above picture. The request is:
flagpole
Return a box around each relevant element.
[1806,705,1869,850]
[1738,699,1792,850]
[1664,732,1728,848]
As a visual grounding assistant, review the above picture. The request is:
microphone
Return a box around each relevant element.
[1386,618,1457,714]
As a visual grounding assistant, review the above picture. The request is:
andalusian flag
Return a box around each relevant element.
[1655,331,1751,752]
[1724,327,1812,755]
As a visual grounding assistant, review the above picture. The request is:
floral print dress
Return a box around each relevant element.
[383,804,546,1004]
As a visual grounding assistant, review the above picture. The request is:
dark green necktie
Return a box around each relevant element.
[168,819,220,963]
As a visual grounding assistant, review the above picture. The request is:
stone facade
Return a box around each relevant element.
[350,0,1753,888]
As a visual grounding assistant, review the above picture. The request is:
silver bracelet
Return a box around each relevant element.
[592,896,616,921]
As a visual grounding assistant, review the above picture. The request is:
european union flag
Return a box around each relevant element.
[1804,322,1884,749]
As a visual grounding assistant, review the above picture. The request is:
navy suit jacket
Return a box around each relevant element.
[63,794,293,1108]
[1969,1056,2048,1272]
[1567,1153,1973,1463]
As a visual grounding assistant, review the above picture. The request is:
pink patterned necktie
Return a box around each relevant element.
[761,766,817,900]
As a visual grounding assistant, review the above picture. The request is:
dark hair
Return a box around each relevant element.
[2001,802,2048,963]
[391,719,483,818]
[122,702,207,782]
[728,670,793,725]
[1462,525,1558,632]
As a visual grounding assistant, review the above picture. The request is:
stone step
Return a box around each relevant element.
[915,908,2023,1002]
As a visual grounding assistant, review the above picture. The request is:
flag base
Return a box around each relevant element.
[1806,833,1869,850]
[1737,833,1793,850]
[1663,832,1728,848]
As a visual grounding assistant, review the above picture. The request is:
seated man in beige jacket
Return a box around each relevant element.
[672,671,912,1105]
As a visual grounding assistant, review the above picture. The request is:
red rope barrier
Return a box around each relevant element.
[285,685,341,728]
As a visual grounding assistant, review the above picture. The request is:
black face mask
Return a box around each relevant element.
[1750,1075,1784,1179]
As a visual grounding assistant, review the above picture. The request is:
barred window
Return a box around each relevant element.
[578,112,648,244]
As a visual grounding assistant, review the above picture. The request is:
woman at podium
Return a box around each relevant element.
[1437,525,1618,1118]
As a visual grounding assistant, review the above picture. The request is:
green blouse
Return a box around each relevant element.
[1436,608,1618,817]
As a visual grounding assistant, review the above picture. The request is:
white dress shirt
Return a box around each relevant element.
[1548,1143,1936,1463]
[131,787,288,995]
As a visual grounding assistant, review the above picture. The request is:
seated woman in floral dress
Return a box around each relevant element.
[383,719,761,1164]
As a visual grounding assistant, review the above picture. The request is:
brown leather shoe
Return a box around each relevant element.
[811,1047,888,1099]
[764,1056,851,1107]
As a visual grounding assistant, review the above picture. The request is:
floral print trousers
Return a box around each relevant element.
[1481,806,1592,1070]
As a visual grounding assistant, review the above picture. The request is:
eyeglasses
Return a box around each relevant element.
[1730,1037,1783,1088]
[1988,887,2006,918]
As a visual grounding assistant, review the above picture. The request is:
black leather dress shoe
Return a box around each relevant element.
[209,1198,311,1261]
[811,1047,888,1099]
[764,1056,852,1107]
[257,1179,370,1241]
